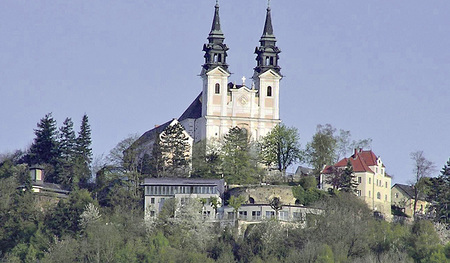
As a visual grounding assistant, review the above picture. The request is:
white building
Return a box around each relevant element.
[135,2,282,156]
[142,178,225,219]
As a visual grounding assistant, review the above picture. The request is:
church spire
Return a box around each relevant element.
[202,0,229,73]
[254,5,281,76]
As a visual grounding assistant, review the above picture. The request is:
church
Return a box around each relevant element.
[134,1,283,157]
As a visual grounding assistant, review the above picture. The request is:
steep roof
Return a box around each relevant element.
[179,93,202,122]
[134,119,173,146]
[322,149,381,174]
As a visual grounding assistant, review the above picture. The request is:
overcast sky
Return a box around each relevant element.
[1,0,449,184]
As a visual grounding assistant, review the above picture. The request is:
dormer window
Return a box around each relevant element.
[215,83,220,94]
[267,86,272,97]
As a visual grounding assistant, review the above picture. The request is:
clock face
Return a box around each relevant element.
[239,95,248,105]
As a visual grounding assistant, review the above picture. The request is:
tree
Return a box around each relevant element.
[57,118,77,188]
[221,127,260,184]
[260,124,302,174]
[159,122,191,177]
[228,195,246,219]
[76,114,92,188]
[28,113,59,182]
[269,197,283,219]
[410,151,435,218]
[191,140,222,179]
[305,124,337,177]
[335,129,372,161]
[428,158,450,224]
[340,160,358,193]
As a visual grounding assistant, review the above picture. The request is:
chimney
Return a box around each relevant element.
[29,165,44,184]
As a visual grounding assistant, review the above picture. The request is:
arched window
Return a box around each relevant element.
[377,192,381,199]
[218,54,222,62]
[248,197,255,204]
[270,57,274,65]
[214,54,218,62]
[266,57,270,65]
[215,83,220,94]
[267,86,272,97]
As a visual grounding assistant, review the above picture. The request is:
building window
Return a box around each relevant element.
[385,182,388,188]
[266,211,275,219]
[385,194,387,201]
[279,211,288,221]
[395,193,399,199]
[377,192,381,199]
[358,177,361,183]
[215,83,220,94]
[267,86,272,97]
[151,198,155,204]
[369,178,371,184]
[369,191,371,197]
[238,211,248,219]
[249,197,255,204]
[150,211,155,217]
[357,190,362,196]
[252,211,261,220]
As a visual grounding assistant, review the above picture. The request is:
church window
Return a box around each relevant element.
[265,57,269,65]
[215,83,220,94]
[267,86,272,97]
[270,57,274,65]
[214,54,218,62]
[218,54,222,62]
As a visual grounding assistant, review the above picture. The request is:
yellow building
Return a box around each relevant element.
[391,183,429,218]
[321,149,392,219]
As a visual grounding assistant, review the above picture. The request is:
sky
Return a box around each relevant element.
[1,0,449,184]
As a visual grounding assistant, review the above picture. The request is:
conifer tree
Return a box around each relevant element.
[75,114,92,188]
[340,160,358,193]
[28,113,60,183]
[57,118,77,188]
[159,122,191,177]
[150,134,164,177]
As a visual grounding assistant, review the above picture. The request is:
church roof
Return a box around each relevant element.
[134,119,173,146]
[179,92,202,121]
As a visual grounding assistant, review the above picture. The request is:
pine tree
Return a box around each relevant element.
[430,158,450,224]
[159,122,191,177]
[340,160,358,193]
[57,118,77,188]
[28,113,59,183]
[75,114,92,188]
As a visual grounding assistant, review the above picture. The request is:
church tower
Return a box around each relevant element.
[252,5,282,138]
[194,1,281,143]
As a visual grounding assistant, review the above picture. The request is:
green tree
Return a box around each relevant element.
[410,151,435,218]
[191,140,222,179]
[159,122,191,177]
[76,114,92,188]
[28,113,59,182]
[305,124,337,177]
[221,127,259,184]
[340,160,358,193]
[260,124,302,174]
[228,195,246,219]
[57,117,77,189]
[428,158,450,224]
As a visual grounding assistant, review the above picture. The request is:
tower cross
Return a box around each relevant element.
[242,76,246,85]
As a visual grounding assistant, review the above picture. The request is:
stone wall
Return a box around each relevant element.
[227,185,297,205]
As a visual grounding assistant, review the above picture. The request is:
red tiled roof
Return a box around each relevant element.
[322,149,381,174]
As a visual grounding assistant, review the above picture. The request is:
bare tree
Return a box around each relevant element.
[410,151,435,218]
